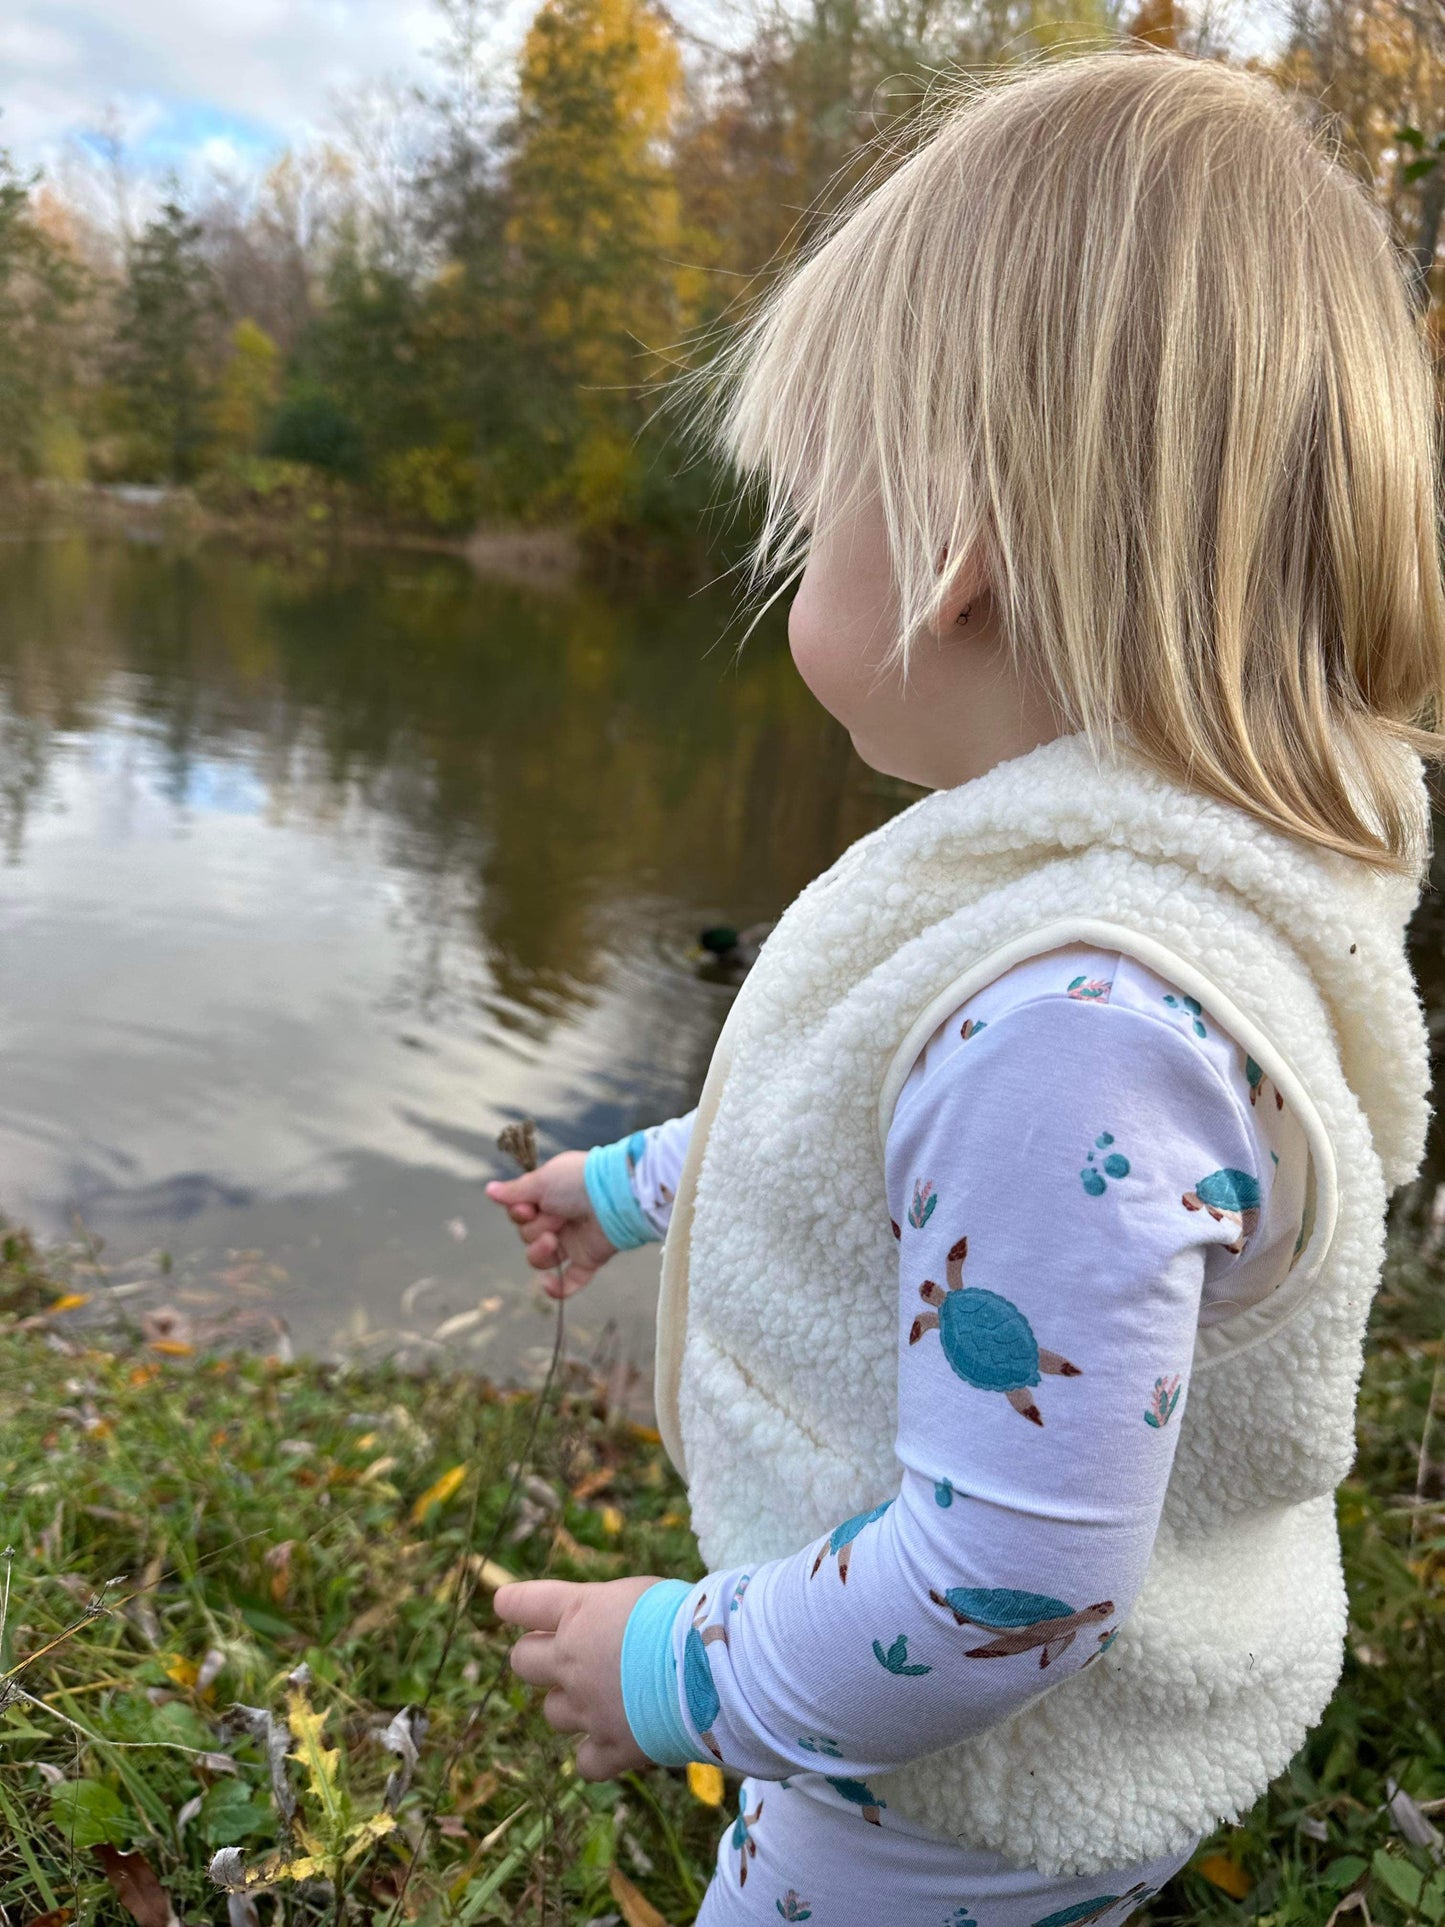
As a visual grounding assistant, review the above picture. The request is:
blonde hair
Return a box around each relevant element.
[701,50,1445,873]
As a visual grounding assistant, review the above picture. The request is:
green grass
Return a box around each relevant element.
[0,1219,1438,1925]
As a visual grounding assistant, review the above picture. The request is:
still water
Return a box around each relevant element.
[1,531,1441,1382]
[0,530,899,1377]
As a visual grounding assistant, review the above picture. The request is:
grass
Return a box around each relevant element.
[0,1217,1438,1926]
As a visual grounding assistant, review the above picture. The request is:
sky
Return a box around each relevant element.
[0,0,534,180]
[1,0,1288,187]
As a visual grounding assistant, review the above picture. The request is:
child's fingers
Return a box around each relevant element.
[493,1578,577,1631]
[525,1232,561,1271]
[542,1687,585,1735]
[518,1213,562,1246]
[543,1258,597,1301]
[485,1175,542,1210]
[506,1630,560,1688]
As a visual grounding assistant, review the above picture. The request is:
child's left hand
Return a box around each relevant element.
[494,1575,662,1780]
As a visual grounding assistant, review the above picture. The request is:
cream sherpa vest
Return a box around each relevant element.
[653,731,1429,1878]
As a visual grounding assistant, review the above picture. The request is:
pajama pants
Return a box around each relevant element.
[695,1774,1194,1927]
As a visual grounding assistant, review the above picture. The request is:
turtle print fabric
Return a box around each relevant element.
[610,944,1305,1917]
[693,1772,1193,1926]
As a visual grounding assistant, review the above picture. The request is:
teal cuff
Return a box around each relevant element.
[620,1578,698,1766]
[584,1136,657,1252]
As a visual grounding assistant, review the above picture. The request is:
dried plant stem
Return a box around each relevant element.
[380,1120,567,1927]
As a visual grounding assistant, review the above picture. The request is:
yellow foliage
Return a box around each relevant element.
[410,1461,468,1524]
[211,319,280,457]
[686,1760,725,1805]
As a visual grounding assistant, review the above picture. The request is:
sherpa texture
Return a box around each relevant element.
[653,731,1429,1877]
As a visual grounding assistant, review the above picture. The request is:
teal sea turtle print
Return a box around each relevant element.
[1182,1167,1262,1253]
[909,1234,1081,1425]
[823,1775,886,1825]
[873,1632,931,1675]
[776,1893,812,1921]
[810,1499,893,1582]
[683,1593,729,1759]
[928,1585,1115,1667]
[730,1789,763,1885]
[1031,1881,1152,1926]
[945,1911,979,1927]
[1245,1054,1284,1110]
[797,1734,843,1756]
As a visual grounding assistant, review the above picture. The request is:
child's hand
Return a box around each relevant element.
[495,1576,661,1779]
[485,1151,616,1298]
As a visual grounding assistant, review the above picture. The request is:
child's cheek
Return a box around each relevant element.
[788,588,864,730]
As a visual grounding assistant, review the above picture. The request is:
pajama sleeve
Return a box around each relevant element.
[619,994,1270,1781]
[584,1110,696,1246]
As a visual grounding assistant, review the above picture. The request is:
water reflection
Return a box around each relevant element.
[0,532,898,1371]
[1,531,1440,1377]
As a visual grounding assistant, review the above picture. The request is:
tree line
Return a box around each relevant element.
[1,0,1443,560]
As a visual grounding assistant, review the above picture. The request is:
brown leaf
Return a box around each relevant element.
[93,1846,179,1927]
[570,1468,615,1502]
[608,1867,670,1927]
[23,1909,74,1927]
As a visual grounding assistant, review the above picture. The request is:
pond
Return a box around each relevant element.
[0,529,1440,1382]
[0,529,901,1380]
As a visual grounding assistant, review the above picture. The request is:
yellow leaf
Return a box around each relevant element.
[340,1811,395,1864]
[598,1504,625,1535]
[49,1294,90,1313]
[286,1686,343,1831]
[409,1463,468,1524]
[659,1510,687,1529]
[476,1557,516,1590]
[163,1654,198,1688]
[1197,1854,1252,1899]
[629,1424,662,1446]
[608,1866,670,1927]
[686,1761,724,1806]
[150,1339,195,1357]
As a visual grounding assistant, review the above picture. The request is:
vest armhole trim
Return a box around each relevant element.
[874,915,1341,1373]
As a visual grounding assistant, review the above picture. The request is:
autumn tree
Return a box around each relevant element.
[502,0,694,524]
[0,154,83,482]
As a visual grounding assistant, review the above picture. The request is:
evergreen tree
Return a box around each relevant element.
[111,199,219,482]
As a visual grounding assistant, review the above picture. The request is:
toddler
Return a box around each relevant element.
[488,51,1445,1926]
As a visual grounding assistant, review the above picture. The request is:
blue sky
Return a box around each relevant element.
[0,0,532,179]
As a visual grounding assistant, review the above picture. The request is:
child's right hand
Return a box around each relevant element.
[485,1152,617,1299]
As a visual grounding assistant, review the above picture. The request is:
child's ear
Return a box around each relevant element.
[932,543,991,636]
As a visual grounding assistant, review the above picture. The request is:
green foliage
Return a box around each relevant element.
[110,200,221,482]
[376,444,482,531]
[265,386,365,482]
[0,1211,1434,1922]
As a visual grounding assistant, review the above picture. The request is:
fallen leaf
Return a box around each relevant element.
[49,1295,90,1314]
[378,1705,428,1811]
[341,1600,395,1643]
[571,1468,615,1503]
[1197,1853,1252,1899]
[150,1341,195,1358]
[598,1505,625,1536]
[92,1845,180,1927]
[686,1761,724,1806]
[1386,1777,1445,1861]
[628,1424,662,1446]
[608,1867,669,1927]
[22,1909,73,1927]
[410,1464,468,1525]
[163,1654,199,1689]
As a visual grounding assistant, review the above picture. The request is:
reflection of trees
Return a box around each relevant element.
[0,533,892,1024]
